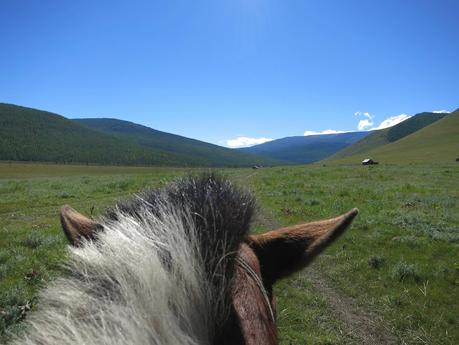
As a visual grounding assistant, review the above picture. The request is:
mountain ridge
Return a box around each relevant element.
[73,117,275,167]
[329,111,448,160]
[240,131,370,164]
[0,103,278,167]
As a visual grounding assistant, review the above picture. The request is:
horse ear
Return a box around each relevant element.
[247,208,358,284]
[60,205,103,246]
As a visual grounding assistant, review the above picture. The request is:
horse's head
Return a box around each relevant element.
[59,174,357,345]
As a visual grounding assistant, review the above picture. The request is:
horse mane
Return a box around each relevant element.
[12,173,255,345]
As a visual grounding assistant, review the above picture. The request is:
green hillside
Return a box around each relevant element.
[330,112,448,160]
[0,104,181,165]
[0,104,277,167]
[327,110,459,164]
[74,118,278,167]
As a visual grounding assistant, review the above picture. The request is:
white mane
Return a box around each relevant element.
[13,207,220,345]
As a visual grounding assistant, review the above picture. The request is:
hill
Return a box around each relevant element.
[240,131,369,164]
[327,110,459,164]
[330,111,448,160]
[73,118,278,167]
[0,103,277,167]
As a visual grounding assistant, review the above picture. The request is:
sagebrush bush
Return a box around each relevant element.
[368,255,385,269]
[392,260,420,282]
[305,199,320,206]
[21,232,45,249]
[391,235,420,248]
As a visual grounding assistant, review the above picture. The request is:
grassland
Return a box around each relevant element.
[250,163,459,344]
[1,162,458,344]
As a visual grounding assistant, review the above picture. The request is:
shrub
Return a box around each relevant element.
[21,232,45,249]
[305,199,320,206]
[392,260,420,282]
[368,255,385,269]
[0,289,33,336]
[391,236,420,248]
[58,191,74,199]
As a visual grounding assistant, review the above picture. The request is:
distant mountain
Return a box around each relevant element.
[329,111,448,160]
[73,118,278,167]
[326,109,459,164]
[0,103,278,167]
[240,131,369,164]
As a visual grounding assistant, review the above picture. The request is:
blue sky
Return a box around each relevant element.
[1,0,458,147]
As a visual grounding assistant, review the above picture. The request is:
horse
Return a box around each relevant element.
[12,173,358,345]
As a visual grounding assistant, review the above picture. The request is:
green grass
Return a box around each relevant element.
[249,163,459,344]
[1,162,458,344]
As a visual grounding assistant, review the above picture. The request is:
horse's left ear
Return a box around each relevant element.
[60,205,103,246]
[247,208,358,285]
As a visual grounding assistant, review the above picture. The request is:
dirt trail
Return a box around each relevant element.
[254,211,398,345]
[305,267,397,345]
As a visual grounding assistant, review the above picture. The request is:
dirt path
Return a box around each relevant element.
[305,267,397,345]
[254,210,398,345]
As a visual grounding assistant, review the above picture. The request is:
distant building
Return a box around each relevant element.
[362,158,379,165]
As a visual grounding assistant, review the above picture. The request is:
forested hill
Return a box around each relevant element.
[0,103,277,167]
[0,104,184,165]
[73,118,278,167]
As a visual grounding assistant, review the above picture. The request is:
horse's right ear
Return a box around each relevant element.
[60,205,103,246]
[247,208,358,285]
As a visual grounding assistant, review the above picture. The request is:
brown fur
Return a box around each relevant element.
[60,205,102,246]
[232,244,278,345]
[246,208,358,285]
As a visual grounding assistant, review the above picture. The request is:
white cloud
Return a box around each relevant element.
[373,113,411,130]
[432,110,450,113]
[355,111,374,130]
[358,119,374,130]
[354,110,412,131]
[226,136,273,148]
[303,129,346,136]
